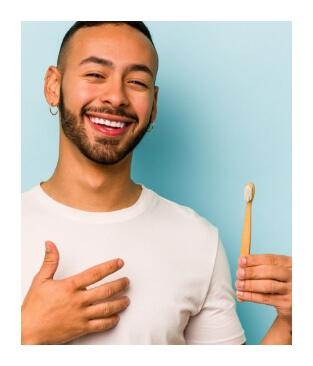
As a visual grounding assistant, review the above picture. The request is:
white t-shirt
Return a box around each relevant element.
[21,184,246,345]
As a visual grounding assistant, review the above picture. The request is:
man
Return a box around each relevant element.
[21,21,292,345]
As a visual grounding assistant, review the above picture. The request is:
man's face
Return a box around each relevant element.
[54,24,158,165]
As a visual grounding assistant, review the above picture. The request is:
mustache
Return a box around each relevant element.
[81,106,138,122]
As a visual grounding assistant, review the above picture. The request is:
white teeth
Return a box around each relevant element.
[89,117,126,128]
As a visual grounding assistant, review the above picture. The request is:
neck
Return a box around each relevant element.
[41,136,141,212]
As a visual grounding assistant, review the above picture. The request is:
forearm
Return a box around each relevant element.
[260,316,292,345]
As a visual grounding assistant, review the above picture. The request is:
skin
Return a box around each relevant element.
[22,241,130,344]
[43,23,158,212]
[21,24,292,345]
[236,254,292,344]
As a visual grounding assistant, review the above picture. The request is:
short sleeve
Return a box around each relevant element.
[184,239,246,345]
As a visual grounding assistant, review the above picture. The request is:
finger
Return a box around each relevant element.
[237,265,291,282]
[86,315,120,334]
[35,241,60,282]
[85,296,130,319]
[235,279,289,294]
[67,258,124,289]
[84,277,130,305]
[236,291,286,306]
[239,254,292,268]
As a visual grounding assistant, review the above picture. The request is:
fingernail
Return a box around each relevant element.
[236,280,245,289]
[117,259,124,267]
[238,268,245,278]
[237,291,244,298]
[45,241,51,252]
[240,256,247,265]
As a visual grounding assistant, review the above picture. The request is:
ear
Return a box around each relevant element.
[150,86,159,122]
[44,66,61,107]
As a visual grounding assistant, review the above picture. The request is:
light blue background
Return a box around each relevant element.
[21,21,291,345]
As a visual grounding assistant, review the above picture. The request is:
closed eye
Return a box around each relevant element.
[129,80,148,88]
[86,73,104,79]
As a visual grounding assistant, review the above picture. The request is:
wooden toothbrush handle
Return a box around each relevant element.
[241,201,252,255]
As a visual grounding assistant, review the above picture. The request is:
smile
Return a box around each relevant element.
[86,114,134,137]
[89,117,126,129]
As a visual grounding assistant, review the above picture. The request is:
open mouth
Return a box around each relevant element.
[86,113,135,137]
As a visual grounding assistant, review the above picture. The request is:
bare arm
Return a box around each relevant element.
[260,316,291,345]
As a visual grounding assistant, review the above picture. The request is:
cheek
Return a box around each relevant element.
[129,93,154,119]
[62,80,98,110]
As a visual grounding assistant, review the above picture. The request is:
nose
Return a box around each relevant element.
[99,77,129,108]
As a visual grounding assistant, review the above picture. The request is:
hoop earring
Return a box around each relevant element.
[49,105,58,116]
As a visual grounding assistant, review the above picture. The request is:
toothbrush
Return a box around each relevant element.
[241,182,255,256]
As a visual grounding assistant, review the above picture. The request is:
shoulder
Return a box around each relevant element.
[21,185,42,213]
[147,187,219,243]
[22,185,40,202]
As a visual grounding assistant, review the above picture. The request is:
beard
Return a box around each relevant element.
[58,89,152,165]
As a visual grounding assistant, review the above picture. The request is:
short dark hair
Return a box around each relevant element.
[57,21,156,69]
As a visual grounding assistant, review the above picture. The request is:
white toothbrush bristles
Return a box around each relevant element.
[244,183,255,202]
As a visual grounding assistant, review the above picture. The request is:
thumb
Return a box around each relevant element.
[36,241,60,282]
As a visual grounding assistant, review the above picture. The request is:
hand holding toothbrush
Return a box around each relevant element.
[236,254,292,320]
[235,183,292,344]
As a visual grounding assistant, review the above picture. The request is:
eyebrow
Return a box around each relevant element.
[79,56,154,79]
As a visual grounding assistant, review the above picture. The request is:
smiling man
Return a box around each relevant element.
[56,24,158,170]
[21,22,291,345]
